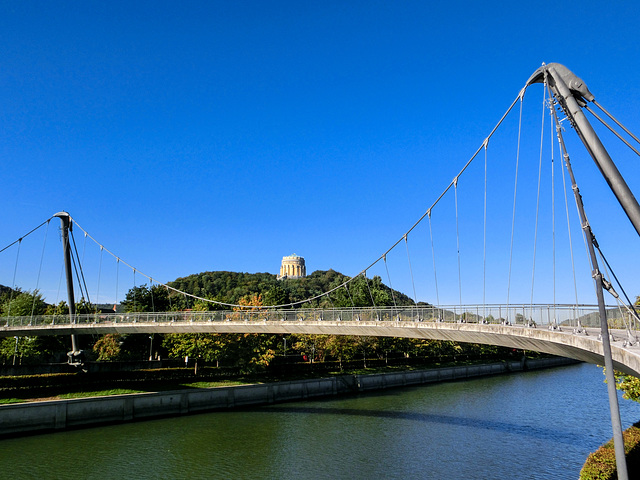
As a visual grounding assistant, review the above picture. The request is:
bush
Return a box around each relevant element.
[580,422,640,479]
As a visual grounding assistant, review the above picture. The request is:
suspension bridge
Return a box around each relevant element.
[2,63,640,476]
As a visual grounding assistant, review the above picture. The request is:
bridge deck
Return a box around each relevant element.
[2,308,640,377]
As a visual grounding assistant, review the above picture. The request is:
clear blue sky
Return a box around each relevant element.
[2,1,639,307]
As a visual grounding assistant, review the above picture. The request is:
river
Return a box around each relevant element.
[2,363,640,479]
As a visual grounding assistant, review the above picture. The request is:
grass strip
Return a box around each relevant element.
[58,389,147,399]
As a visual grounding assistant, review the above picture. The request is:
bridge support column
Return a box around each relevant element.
[538,70,629,479]
[53,212,82,365]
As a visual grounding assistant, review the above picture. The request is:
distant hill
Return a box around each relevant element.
[574,307,637,328]
[167,269,417,308]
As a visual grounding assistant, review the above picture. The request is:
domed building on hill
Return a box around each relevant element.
[277,254,306,279]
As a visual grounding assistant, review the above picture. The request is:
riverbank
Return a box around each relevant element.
[0,356,577,437]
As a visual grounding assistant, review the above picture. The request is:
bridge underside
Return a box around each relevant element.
[3,321,640,377]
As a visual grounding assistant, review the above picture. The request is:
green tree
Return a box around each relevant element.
[0,335,67,364]
[163,334,225,364]
[93,334,123,361]
[44,301,69,315]
[264,284,290,306]
[0,290,47,317]
[324,335,358,370]
[121,284,172,312]
[292,334,330,363]
[615,372,640,402]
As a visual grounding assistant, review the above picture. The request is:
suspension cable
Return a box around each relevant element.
[150,278,156,312]
[383,254,397,311]
[596,250,638,342]
[71,217,357,310]
[69,246,87,306]
[70,229,91,304]
[454,177,462,313]
[7,238,22,317]
[530,81,547,311]
[344,281,354,307]
[327,290,335,309]
[65,89,524,312]
[427,210,440,306]
[585,104,640,157]
[550,87,599,319]
[81,231,88,266]
[358,90,523,279]
[115,258,120,308]
[507,93,525,317]
[595,243,640,324]
[31,219,51,319]
[550,95,557,324]
[404,235,418,304]
[555,111,581,311]
[0,216,53,254]
[592,99,640,148]
[96,246,104,307]
[482,139,488,319]
[363,271,377,309]
[133,269,137,311]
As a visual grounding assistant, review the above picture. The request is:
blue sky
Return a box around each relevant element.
[1,1,639,307]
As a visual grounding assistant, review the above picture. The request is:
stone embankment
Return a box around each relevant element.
[0,357,577,437]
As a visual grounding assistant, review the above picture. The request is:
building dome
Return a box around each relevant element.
[278,254,306,279]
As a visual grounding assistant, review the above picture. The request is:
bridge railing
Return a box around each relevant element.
[1,304,635,332]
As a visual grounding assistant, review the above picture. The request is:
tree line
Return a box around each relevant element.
[0,271,501,369]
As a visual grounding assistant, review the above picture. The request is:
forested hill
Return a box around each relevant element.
[166,269,418,308]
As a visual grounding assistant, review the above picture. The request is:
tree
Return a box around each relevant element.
[75,297,97,314]
[0,334,68,364]
[45,301,69,315]
[93,334,123,361]
[263,285,289,306]
[121,284,172,312]
[234,293,263,311]
[615,372,640,402]
[0,290,47,317]
[324,335,358,370]
[292,334,330,363]
[162,332,280,371]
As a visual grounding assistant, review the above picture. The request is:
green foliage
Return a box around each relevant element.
[614,373,640,402]
[263,284,289,306]
[75,298,97,314]
[0,335,67,364]
[0,288,70,363]
[164,269,414,309]
[161,333,279,371]
[579,422,640,480]
[45,301,69,315]
[163,334,226,363]
[93,334,123,361]
[0,289,47,317]
[121,284,171,312]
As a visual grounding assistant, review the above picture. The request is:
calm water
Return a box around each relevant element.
[2,363,640,479]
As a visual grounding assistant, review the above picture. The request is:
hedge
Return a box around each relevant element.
[580,422,640,479]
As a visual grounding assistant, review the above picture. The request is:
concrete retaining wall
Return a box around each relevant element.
[0,357,577,437]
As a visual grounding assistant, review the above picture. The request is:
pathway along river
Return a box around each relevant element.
[3,363,640,479]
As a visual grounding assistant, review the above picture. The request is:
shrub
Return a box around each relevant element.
[580,422,640,480]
